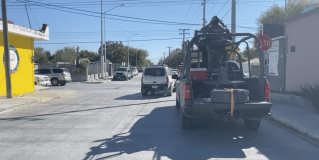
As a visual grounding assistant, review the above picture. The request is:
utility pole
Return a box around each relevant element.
[76,46,79,66]
[202,0,206,27]
[167,46,171,56]
[100,0,105,78]
[231,0,236,42]
[2,0,12,98]
[163,52,166,65]
[136,51,138,67]
[179,29,190,53]
[103,13,107,61]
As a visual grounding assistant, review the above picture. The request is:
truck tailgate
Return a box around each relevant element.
[188,98,272,118]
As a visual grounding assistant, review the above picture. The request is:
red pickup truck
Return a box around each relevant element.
[175,16,272,130]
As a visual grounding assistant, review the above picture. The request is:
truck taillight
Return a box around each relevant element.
[265,80,270,102]
[184,84,192,100]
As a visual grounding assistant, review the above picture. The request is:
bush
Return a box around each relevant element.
[74,63,87,75]
[300,84,319,109]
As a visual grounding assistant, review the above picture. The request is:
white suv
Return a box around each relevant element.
[34,68,72,86]
[141,65,175,96]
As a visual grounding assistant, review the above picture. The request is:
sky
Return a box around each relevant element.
[5,0,285,63]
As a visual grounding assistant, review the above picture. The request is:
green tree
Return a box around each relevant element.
[99,41,151,66]
[99,42,127,64]
[79,50,99,62]
[128,48,149,67]
[53,47,77,63]
[34,47,50,63]
[160,48,183,68]
[241,48,259,62]
[257,0,319,28]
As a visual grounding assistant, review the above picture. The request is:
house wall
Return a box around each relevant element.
[0,33,34,96]
[285,11,319,92]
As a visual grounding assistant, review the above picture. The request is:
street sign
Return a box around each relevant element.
[258,34,272,52]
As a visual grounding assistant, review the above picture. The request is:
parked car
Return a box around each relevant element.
[170,69,180,91]
[34,74,51,86]
[113,67,132,81]
[34,68,72,86]
[171,69,180,76]
[138,67,144,73]
[131,67,138,76]
[141,65,175,96]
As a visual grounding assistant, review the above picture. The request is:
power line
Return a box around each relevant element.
[35,37,192,45]
[15,0,200,26]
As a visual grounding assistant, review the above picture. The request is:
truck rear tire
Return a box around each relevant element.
[176,98,180,109]
[244,119,261,130]
[167,86,172,96]
[141,91,147,97]
[180,111,192,129]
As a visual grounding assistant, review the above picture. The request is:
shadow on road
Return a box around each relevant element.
[115,92,167,100]
[83,106,267,160]
[0,100,174,121]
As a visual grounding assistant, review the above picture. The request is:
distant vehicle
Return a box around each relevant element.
[131,67,138,76]
[138,67,144,72]
[171,69,180,76]
[141,65,175,96]
[34,68,72,86]
[113,67,132,81]
[34,74,51,86]
[170,69,180,92]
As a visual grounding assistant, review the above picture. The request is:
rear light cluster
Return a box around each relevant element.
[264,80,270,102]
[166,76,169,84]
[184,84,192,100]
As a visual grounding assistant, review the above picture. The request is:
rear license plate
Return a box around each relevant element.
[152,85,158,89]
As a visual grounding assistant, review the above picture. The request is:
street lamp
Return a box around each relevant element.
[101,3,125,79]
[127,34,139,67]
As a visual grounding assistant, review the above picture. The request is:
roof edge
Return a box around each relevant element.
[0,21,49,41]
[286,7,319,23]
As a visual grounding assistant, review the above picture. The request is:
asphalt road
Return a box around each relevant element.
[0,74,318,160]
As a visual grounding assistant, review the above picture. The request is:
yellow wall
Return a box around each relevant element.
[0,33,34,96]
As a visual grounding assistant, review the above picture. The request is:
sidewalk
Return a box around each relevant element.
[81,78,111,84]
[270,93,319,144]
[0,86,76,114]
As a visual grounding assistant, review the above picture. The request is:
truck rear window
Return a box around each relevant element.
[144,68,165,76]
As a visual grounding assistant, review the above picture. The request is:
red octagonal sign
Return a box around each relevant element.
[258,34,272,52]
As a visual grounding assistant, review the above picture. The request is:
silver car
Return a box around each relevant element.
[34,68,72,86]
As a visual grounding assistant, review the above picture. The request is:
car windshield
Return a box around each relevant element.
[144,68,165,76]
[116,68,127,71]
[172,71,179,75]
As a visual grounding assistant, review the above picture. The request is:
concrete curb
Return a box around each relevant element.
[0,90,77,114]
[271,93,317,112]
[0,99,38,113]
[269,115,319,145]
[81,79,111,84]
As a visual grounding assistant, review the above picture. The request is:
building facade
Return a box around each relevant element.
[285,8,319,92]
[0,22,48,96]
